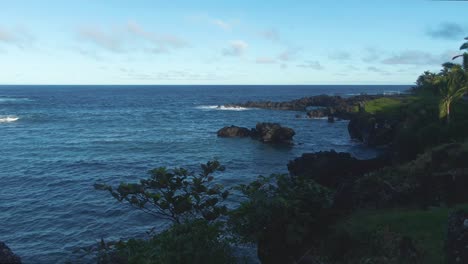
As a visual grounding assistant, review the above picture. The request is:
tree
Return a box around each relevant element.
[415,71,439,94]
[452,37,468,71]
[439,65,468,123]
[95,160,229,224]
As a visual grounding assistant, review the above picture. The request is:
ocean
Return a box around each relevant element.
[0,85,409,263]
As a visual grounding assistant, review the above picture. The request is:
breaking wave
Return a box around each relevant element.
[195,105,253,111]
[0,116,19,123]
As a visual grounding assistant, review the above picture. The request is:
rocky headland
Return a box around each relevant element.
[225,93,407,147]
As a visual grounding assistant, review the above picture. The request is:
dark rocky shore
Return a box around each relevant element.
[225,94,403,120]
[225,93,406,147]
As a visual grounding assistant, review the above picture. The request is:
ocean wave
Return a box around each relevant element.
[0,97,32,103]
[195,105,253,111]
[0,116,19,123]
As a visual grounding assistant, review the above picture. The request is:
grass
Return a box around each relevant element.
[334,205,468,264]
[364,97,404,115]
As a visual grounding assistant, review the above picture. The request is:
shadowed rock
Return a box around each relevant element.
[348,114,397,146]
[251,123,295,144]
[217,126,251,137]
[0,242,21,264]
[287,150,387,189]
[217,123,295,144]
[447,209,468,264]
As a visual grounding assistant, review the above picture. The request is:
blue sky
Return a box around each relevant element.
[0,0,467,85]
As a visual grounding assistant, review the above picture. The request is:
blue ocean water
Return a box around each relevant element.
[0,85,409,263]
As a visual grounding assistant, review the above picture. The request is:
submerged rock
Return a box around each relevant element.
[251,123,295,144]
[217,126,251,137]
[0,242,21,264]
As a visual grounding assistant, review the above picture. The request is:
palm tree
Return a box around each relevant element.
[439,65,468,123]
[452,37,468,71]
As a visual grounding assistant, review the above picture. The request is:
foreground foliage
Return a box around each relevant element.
[95,161,234,264]
[229,174,333,263]
[98,220,235,264]
[95,160,229,223]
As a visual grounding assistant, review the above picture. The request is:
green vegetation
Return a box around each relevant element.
[229,174,333,263]
[452,37,468,71]
[95,160,229,224]
[331,206,468,264]
[363,97,405,116]
[99,220,235,264]
[93,38,468,263]
[94,161,234,264]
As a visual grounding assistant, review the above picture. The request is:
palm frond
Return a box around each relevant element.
[461,42,468,50]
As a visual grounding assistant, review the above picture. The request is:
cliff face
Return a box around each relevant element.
[347,113,399,147]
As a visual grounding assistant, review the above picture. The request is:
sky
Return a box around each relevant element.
[0,0,467,85]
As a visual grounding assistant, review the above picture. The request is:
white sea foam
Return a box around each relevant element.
[0,116,19,123]
[196,105,253,111]
[0,97,32,103]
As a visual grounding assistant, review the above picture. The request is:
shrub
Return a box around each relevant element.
[229,174,333,263]
[113,220,235,264]
[95,161,229,223]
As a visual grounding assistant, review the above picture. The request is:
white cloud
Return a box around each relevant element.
[328,51,351,60]
[126,21,188,52]
[77,22,189,54]
[78,27,123,52]
[427,22,465,40]
[0,26,34,49]
[260,29,280,42]
[278,48,300,62]
[256,57,276,64]
[223,40,248,56]
[297,60,324,70]
[381,50,456,65]
[211,19,231,31]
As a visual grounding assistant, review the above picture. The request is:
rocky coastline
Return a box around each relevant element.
[225,93,405,120]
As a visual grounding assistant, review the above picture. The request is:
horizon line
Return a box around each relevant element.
[0,84,414,86]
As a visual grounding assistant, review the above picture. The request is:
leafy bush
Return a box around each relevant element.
[98,219,235,264]
[95,160,229,223]
[229,174,333,263]
[325,206,468,264]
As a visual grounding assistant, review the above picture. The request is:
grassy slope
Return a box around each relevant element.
[332,93,468,262]
[334,206,468,263]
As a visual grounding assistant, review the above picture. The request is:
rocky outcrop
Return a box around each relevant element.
[348,113,397,146]
[447,209,468,264]
[217,123,295,144]
[0,242,21,264]
[287,150,388,189]
[217,126,251,137]
[251,123,295,144]
[225,94,393,120]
